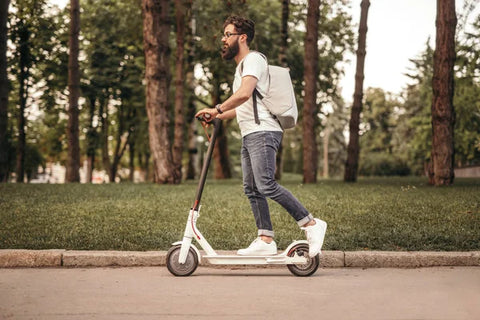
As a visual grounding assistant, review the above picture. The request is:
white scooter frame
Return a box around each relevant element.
[166,117,320,277]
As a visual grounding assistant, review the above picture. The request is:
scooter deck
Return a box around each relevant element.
[203,254,307,265]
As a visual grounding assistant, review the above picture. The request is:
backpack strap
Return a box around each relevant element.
[240,52,268,125]
[252,89,261,125]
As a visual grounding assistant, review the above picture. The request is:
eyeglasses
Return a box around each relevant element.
[222,32,243,39]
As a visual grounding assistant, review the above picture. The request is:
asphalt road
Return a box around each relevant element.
[1,266,479,320]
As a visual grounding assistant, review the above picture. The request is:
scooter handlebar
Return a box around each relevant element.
[196,114,221,126]
[196,113,212,122]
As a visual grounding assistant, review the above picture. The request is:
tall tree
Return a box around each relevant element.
[173,0,187,180]
[185,7,198,180]
[9,0,58,182]
[429,0,457,185]
[275,0,289,180]
[212,81,232,179]
[65,0,80,182]
[279,0,289,68]
[142,0,179,184]
[14,4,30,183]
[11,0,43,183]
[302,0,320,184]
[0,0,10,182]
[344,0,370,182]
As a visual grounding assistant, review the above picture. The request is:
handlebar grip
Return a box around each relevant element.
[196,113,212,122]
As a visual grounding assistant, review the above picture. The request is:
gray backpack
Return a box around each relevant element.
[240,52,298,129]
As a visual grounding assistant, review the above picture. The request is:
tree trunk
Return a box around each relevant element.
[211,89,231,179]
[275,0,289,180]
[99,98,111,181]
[86,96,96,183]
[279,0,289,67]
[172,0,187,181]
[213,121,232,179]
[142,0,179,184]
[129,139,135,182]
[302,0,320,184]
[186,117,198,179]
[185,4,197,180]
[430,0,456,186]
[344,0,370,183]
[15,22,29,183]
[66,0,81,182]
[86,156,94,182]
[0,0,10,182]
[144,151,150,181]
[110,103,127,182]
[323,126,329,178]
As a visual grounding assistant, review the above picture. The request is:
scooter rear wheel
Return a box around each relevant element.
[286,243,319,277]
[166,244,199,276]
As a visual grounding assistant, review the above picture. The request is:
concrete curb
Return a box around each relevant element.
[0,250,65,268]
[62,250,167,267]
[345,251,480,268]
[2,249,480,268]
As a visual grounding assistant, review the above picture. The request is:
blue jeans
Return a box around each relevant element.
[241,131,313,237]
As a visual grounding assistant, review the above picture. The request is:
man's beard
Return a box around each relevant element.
[221,39,239,60]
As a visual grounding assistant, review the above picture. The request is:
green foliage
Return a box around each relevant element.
[6,141,45,180]
[359,152,410,176]
[23,143,45,180]
[6,0,64,179]
[454,14,480,165]
[360,88,397,154]
[81,0,146,173]
[4,0,478,182]
[1,178,479,251]
[358,89,411,176]
[361,14,480,177]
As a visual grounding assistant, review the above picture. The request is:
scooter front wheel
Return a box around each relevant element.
[286,243,319,277]
[166,244,199,276]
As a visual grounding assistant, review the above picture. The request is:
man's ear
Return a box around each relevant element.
[240,34,248,44]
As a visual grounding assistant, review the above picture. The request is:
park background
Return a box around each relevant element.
[1,0,479,184]
[0,0,479,251]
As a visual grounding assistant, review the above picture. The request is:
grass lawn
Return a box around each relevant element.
[1,176,479,252]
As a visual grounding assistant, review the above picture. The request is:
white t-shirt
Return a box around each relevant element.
[233,51,282,137]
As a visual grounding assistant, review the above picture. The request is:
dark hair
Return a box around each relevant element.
[223,15,255,45]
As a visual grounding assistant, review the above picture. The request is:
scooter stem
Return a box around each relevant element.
[192,118,221,211]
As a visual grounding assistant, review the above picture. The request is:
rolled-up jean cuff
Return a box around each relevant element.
[258,229,275,238]
[297,214,314,227]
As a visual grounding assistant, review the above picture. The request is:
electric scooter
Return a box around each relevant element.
[166,115,320,277]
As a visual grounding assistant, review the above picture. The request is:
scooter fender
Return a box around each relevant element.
[283,240,309,256]
[172,241,202,264]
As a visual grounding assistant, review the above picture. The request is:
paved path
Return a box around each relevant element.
[2,249,480,268]
[1,266,479,320]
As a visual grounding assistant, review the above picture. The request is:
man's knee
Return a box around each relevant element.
[243,182,256,197]
[257,179,280,197]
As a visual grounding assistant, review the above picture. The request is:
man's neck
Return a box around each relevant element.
[234,47,250,65]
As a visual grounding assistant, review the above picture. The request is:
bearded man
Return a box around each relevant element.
[195,16,327,257]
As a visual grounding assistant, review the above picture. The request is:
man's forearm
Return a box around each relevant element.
[217,89,250,113]
[217,109,236,120]
[217,75,257,114]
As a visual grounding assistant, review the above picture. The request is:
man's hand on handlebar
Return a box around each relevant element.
[195,108,218,123]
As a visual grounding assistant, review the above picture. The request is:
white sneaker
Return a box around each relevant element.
[302,218,327,257]
[237,238,278,256]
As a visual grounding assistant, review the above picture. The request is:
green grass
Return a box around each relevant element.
[1,176,479,251]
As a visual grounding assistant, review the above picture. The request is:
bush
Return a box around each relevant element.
[359,152,411,176]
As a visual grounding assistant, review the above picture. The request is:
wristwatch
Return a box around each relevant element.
[215,104,223,114]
